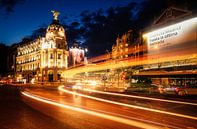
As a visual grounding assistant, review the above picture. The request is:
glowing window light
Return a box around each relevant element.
[42,43,48,49]
[58,31,65,37]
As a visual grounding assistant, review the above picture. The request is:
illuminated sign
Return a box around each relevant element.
[143,17,197,56]
[146,25,181,49]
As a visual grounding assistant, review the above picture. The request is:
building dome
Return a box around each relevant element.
[43,10,68,50]
[46,11,66,40]
[46,20,66,40]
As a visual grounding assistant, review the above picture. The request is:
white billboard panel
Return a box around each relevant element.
[143,17,197,58]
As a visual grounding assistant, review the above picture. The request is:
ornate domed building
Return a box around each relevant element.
[44,11,68,50]
[16,11,69,83]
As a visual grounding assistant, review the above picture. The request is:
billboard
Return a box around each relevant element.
[143,17,197,58]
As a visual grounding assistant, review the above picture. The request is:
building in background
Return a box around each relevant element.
[69,43,87,67]
[16,11,68,83]
[112,30,143,60]
[99,7,197,87]
[112,30,131,59]
[138,7,197,85]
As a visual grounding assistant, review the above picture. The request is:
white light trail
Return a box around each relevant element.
[58,86,197,120]
[21,91,162,129]
[83,88,197,106]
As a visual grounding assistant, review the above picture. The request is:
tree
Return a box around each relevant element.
[0,43,9,76]
[79,2,137,56]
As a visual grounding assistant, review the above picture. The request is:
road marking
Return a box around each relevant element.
[21,91,163,129]
[58,86,197,120]
[83,88,197,106]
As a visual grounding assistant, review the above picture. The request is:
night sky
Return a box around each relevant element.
[0,0,135,46]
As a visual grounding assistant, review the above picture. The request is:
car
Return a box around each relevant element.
[125,83,160,93]
[158,85,177,94]
[175,85,197,96]
[64,85,73,89]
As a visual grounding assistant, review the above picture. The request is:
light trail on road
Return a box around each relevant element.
[21,91,163,129]
[83,88,197,106]
[63,53,197,77]
[58,86,197,120]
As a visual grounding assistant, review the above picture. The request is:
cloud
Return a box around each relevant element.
[0,0,25,13]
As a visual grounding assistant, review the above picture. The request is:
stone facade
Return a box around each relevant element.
[112,30,132,59]
[16,11,68,83]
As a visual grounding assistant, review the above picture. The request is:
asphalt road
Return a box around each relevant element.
[21,86,197,129]
[0,85,74,129]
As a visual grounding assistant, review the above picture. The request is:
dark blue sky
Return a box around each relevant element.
[0,0,137,46]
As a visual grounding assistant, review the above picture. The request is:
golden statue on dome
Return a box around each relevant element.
[51,10,60,20]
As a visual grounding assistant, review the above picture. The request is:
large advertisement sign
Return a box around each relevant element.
[143,17,197,58]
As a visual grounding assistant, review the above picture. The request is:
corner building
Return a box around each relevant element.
[16,11,68,82]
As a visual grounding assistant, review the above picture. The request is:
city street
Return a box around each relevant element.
[0,1,197,129]
[21,86,197,129]
[0,85,73,129]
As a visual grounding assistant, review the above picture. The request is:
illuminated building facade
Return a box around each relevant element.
[112,30,142,60]
[140,7,197,85]
[16,11,68,82]
[62,7,196,88]
[112,30,131,59]
[69,43,86,67]
[142,7,196,70]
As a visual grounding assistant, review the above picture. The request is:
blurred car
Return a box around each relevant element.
[149,84,163,93]
[158,85,177,94]
[64,85,74,89]
[64,81,84,90]
[72,85,83,90]
[175,85,197,96]
[125,83,160,93]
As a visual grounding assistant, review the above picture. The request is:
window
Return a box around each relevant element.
[58,54,61,59]
[58,62,61,67]
[57,44,60,48]
[125,48,128,52]
[50,53,53,59]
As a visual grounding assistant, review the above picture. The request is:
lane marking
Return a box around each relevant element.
[59,86,197,120]
[83,88,197,106]
[21,91,163,129]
